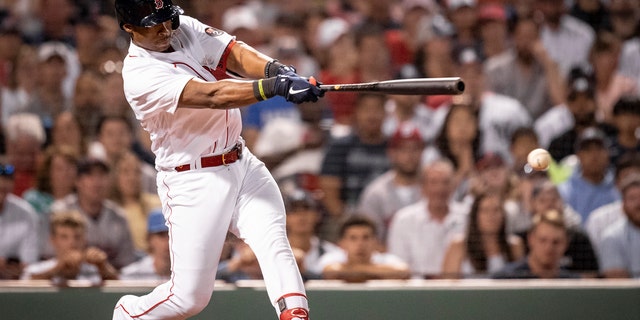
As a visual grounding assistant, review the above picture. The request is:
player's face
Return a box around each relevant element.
[125,20,174,52]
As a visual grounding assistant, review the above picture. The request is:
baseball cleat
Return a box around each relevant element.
[279,307,309,320]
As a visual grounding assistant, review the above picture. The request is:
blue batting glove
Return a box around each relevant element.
[273,75,324,104]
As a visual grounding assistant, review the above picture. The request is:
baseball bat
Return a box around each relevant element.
[318,77,465,95]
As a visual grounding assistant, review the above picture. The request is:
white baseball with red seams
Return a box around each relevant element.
[112,15,308,319]
[527,148,551,171]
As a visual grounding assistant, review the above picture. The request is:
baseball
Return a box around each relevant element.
[527,148,551,171]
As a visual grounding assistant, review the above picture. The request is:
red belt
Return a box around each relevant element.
[175,144,243,172]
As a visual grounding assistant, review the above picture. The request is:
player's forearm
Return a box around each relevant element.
[226,41,272,79]
[180,78,260,109]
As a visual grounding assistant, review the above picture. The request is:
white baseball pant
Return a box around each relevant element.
[113,148,307,319]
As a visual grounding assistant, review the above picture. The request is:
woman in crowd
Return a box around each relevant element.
[442,192,524,278]
[109,151,160,253]
[422,103,482,200]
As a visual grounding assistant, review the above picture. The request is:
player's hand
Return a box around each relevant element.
[273,74,324,104]
[276,64,297,77]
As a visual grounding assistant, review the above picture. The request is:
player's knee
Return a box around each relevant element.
[173,294,211,317]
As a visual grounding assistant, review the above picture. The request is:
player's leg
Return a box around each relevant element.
[231,150,309,319]
[113,168,236,319]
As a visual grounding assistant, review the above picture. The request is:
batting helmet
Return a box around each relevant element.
[115,0,184,30]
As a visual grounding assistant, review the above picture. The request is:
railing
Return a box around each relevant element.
[1,279,639,320]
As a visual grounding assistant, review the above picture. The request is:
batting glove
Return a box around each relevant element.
[265,60,297,78]
[253,75,324,103]
[277,75,324,103]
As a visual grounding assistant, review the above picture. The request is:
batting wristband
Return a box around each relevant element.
[265,60,281,78]
[253,78,276,101]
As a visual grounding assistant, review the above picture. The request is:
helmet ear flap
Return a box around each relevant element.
[171,15,180,30]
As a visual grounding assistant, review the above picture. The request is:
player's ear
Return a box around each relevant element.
[122,23,135,33]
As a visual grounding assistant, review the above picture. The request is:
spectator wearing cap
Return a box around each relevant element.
[0,162,40,279]
[282,188,341,280]
[357,123,425,244]
[49,157,137,269]
[535,0,595,77]
[221,4,263,47]
[598,173,640,278]
[587,152,640,256]
[31,42,75,131]
[538,66,616,161]
[557,127,619,224]
[446,0,482,61]
[120,208,171,281]
[317,17,360,131]
[21,210,119,285]
[569,0,609,31]
[484,17,565,120]
[4,112,46,197]
[477,3,509,59]
[384,2,432,72]
[516,179,599,276]
[608,97,640,166]
[1,45,39,133]
[382,64,444,144]
[454,44,531,164]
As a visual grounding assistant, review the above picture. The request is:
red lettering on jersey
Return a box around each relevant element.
[155,0,163,9]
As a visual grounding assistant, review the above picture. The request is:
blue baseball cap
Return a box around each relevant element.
[147,209,168,234]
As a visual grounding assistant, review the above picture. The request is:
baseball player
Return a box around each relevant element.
[111,1,323,319]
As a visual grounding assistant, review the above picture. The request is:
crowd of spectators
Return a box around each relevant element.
[0,0,639,285]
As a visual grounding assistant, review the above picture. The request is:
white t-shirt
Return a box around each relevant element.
[387,199,468,277]
[21,259,102,285]
[316,248,409,273]
[122,15,239,170]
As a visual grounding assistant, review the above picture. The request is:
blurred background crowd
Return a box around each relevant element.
[0,0,639,285]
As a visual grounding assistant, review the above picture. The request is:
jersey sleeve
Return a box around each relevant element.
[122,58,195,119]
[180,16,235,70]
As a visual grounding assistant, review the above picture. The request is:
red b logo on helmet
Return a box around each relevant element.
[155,0,163,9]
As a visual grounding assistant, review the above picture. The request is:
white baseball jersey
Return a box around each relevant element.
[122,15,238,170]
[114,14,309,320]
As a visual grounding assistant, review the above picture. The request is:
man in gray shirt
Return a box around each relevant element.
[50,158,137,269]
[599,173,640,278]
[0,163,40,279]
